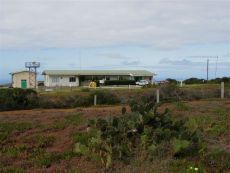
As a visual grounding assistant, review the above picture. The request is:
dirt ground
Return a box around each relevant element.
[0,106,125,121]
[0,106,129,173]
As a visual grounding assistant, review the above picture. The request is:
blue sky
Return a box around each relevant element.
[0,0,230,84]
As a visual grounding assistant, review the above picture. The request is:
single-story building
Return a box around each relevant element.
[10,70,36,89]
[42,70,155,87]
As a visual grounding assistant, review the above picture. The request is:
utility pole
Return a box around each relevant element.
[207,59,209,83]
[184,56,218,82]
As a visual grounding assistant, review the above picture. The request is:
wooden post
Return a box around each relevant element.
[156,89,160,103]
[180,80,183,87]
[94,95,97,106]
[221,82,224,99]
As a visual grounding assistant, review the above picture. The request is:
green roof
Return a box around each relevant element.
[42,70,155,77]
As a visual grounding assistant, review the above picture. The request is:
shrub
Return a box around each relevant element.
[184,78,206,84]
[73,99,202,169]
[0,88,38,111]
[159,84,181,101]
[166,78,178,85]
[89,90,120,105]
[39,91,120,108]
[39,94,91,108]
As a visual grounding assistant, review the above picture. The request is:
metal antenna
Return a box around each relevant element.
[25,62,40,88]
[207,58,209,83]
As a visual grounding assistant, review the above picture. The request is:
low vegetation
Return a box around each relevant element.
[1,83,230,111]
[0,98,229,172]
[73,98,205,171]
[0,88,38,111]
[0,83,230,172]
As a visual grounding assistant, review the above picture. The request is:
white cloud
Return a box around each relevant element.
[98,53,132,59]
[0,0,229,49]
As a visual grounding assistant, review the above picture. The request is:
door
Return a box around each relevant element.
[21,80,27,89]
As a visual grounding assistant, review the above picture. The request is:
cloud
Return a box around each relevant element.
[0,0,229,49]
[98,53,132,59]
[68,63,77,68]
[159,58,194,65]
[158,58,211,68]
[121,60,140,66]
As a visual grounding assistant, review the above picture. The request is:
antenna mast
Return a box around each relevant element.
[25,62,40,88]
[207,59,209,83]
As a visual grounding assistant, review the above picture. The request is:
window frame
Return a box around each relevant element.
[69,77,76,83]
[51,76,60,83]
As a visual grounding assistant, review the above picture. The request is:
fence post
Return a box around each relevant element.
[94,95,97,106]
[156,89,160,103]
[221,82,224,99]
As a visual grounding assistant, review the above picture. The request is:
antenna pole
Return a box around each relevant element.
[25,62,40,89]
[35,67,37,89]
[207,58,209,83]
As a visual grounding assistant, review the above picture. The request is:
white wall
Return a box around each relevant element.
[44,75,79,87]
[109,76,119,80]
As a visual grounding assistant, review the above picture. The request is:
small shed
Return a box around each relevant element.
[10,71,36,89]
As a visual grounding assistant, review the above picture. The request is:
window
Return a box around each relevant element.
[69,77,76,82]
[52,76,59,83]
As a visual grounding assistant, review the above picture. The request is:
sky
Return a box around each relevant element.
[0,0,230,83]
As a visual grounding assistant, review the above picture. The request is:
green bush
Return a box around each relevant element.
[184,78,206,84]
[0,88,38,111]
[209,77,230,84]
[159,84,181,101]
[39,90,120,108]
[89,90,120,105]
[39,94,91,108]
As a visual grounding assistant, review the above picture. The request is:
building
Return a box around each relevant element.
[10,71,36,89]
[42,70,155,87]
